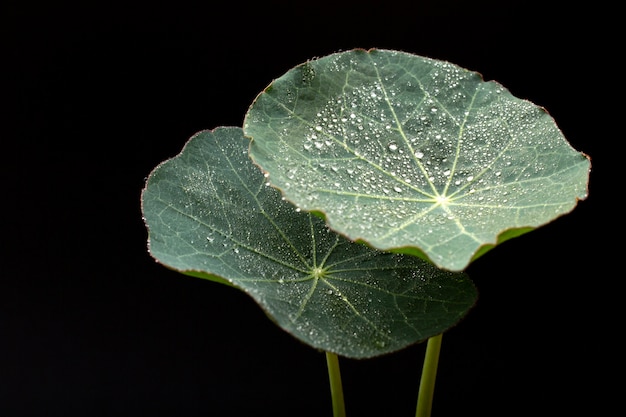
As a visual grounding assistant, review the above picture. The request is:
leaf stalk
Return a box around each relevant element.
[415,334,443,417]
[326,351,346,417]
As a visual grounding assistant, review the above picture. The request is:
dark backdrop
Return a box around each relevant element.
[3,1,615,416]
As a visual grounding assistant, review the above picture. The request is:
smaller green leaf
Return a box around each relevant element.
[141,127,477,358]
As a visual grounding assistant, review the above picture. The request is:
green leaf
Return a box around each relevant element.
[243,48,591,271]
[141,127,477,358]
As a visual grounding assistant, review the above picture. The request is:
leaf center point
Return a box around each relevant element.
[310,267,327,279]
[436,194,451,206]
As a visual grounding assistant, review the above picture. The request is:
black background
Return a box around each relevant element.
[2,1,616,416]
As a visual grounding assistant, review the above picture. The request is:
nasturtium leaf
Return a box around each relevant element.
[243,48,591,271]
[141,127,477,359]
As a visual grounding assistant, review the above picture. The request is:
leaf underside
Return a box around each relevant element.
[141,127,477,358]
[244,48,591,271]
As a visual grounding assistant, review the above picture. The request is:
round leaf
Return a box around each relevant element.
[243,48,591,271]
[141,127,477,358]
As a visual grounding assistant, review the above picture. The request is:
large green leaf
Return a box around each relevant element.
[243,48,591,271]
[141,127,477,358]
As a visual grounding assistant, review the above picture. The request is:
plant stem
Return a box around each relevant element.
[415,334,443,417]
[325,351,346,417]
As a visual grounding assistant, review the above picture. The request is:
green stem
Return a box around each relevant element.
[325,351,346,417]
[415,334,443,417]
